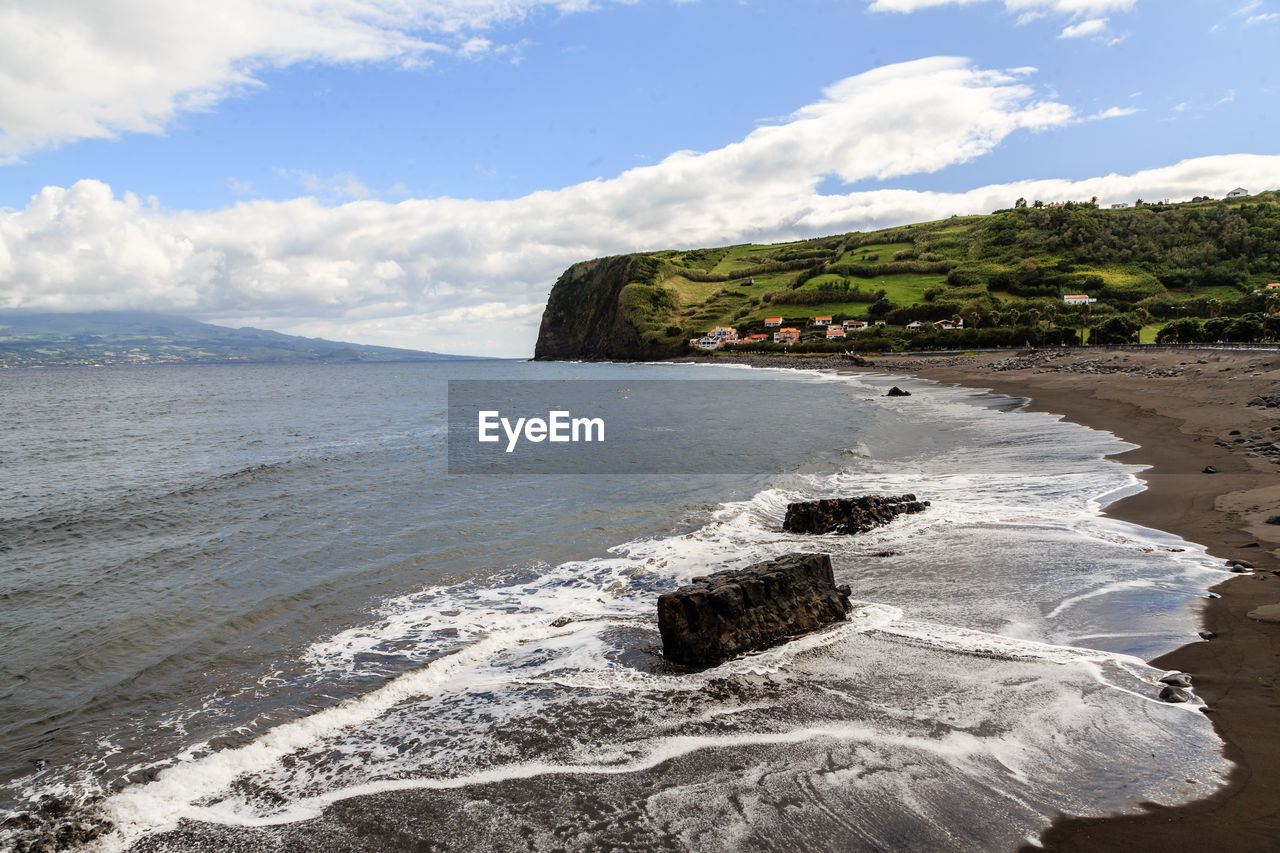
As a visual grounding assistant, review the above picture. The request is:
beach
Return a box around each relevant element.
[832,347,1280,851]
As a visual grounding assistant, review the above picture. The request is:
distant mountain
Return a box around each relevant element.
[0,312,475,367]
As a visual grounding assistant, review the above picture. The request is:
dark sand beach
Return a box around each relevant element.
[828,347,1280,852]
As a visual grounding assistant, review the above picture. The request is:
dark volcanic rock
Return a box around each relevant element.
[1159,685,1193,703]
[885,386,911,397]
[783,494,929,536]
[1202,465,1218,474]
[657,553,851,667]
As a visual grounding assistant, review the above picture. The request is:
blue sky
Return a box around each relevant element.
[0,0,1277,356]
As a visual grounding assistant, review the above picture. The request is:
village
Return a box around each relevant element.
[691,307,1032,351]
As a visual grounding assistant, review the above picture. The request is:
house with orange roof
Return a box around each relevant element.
[826,326,846,339]
[764,316,783,327]
[813,316,832,326]
[775,327,800,344]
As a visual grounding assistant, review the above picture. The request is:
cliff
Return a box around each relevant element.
[533,253,687,360]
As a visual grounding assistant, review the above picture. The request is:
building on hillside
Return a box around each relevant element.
[775,327,801,345]
[906,321,923,330]
[1265,283,1280,290]
[933,319,961,330]
[826,326,846,339]
[843,320,868,331]
[873,320,887,326]
[1063,294,1098,305]
[764,316,783,327]
[1110,203,1130,209]
[813,316,832,326]
[743,333,770,343]
[1227,187,1249,199]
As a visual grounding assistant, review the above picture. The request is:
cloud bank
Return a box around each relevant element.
[2,57,1276,357]
[0,0,616,161]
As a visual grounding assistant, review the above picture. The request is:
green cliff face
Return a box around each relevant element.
[533,254,686,360]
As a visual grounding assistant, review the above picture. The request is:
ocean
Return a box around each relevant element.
[0,360,1231,852]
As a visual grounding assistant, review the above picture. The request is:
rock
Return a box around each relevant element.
[1247,604,1280,624]
[885,386,911,397]
[1199,631,1217,640]
[844,355,873,367]
[783,494,930,536]
[657,553,850,667]
[1266,516,1280,525]
[1230,429,1242,436]
[1159,685,1192,703]
[1202,466,1218,474]
[1227,559,1255,570]
[1159,673,1193,688]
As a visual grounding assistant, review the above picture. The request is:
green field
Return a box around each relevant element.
[612,191,1280,352]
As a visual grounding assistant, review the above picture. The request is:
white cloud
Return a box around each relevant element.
[2,58,1276,357]
[0,0,617,162]
[1246,12,1280,23]
[870,0,1136,16]
[1059,16,1108,36]
[280,169,380,202]
[1089,105,1138,119]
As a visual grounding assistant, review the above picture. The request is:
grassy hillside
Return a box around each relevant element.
[582,190,1280,356]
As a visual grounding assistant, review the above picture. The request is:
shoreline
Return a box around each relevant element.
[819,348,1280,851]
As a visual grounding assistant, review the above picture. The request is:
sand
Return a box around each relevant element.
[830,347,1280,852]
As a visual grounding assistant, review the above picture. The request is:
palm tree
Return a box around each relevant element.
[1008,309,1021,327]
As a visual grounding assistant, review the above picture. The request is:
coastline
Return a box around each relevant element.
[824,348,1280,851]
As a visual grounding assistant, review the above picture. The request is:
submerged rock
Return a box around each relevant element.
[783,494,930,536]
[1159,685,1193,703]
[885,386,912,397]
[657,553,851,667]
[1159,673,1193,688]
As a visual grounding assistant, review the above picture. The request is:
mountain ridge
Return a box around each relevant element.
[0,311,474,367]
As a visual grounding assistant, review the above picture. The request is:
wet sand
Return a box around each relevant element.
[834,347,1280,851]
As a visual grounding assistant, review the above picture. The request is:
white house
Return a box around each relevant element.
[1063,294,1097,305]
[1227,187,1249,199]
[906,321,923,330]
[764,316,783,327]
[825,326,846,339]
[843,320,868,331]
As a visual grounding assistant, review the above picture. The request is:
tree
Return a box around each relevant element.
[1014,197,1028,208]
[1156,318,1203,344]
[1033,200,1044,209]
[1090,316,1141,345]
[1227,315,1264,343]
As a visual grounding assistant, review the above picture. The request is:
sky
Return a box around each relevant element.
[0,0,1278,357]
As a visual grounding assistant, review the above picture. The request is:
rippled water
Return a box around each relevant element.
[0,360,1231,851]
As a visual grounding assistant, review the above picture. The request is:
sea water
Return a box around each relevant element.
[0,360,1231,851]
